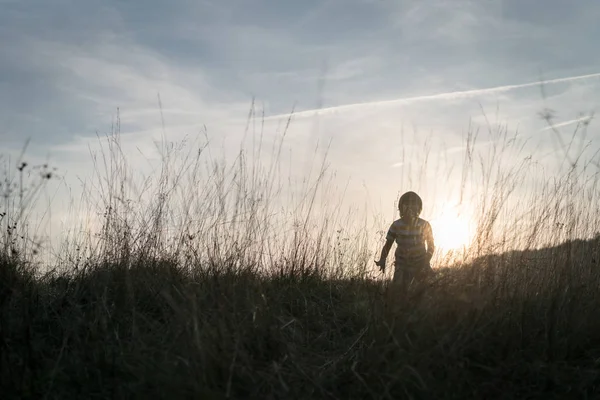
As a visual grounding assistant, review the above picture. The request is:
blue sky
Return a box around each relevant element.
[2,0,600,256]
[2,0,599,146]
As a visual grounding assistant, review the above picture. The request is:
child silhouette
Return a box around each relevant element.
[375,191,435,290]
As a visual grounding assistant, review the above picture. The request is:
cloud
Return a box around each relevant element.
[3,0,599,149]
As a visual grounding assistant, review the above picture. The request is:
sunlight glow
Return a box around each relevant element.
[431,210,473,253]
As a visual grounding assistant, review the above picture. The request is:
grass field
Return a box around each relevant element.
[1,112,600,399]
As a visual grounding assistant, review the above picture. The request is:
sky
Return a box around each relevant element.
[2,0,600,261]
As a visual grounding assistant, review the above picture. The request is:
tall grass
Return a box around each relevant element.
[1,105,600,399]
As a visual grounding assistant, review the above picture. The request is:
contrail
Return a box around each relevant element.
[266,72,600,121]
[538,116,594,132]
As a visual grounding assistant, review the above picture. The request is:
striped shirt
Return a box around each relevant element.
[386,218,435,263]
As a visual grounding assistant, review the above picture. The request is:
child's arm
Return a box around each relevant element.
[375,237,395,272]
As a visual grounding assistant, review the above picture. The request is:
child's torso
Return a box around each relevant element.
[389,218,428,261]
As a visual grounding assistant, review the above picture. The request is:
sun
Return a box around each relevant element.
[430,211,473,253]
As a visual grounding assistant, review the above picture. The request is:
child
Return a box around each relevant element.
[375,191,435,290]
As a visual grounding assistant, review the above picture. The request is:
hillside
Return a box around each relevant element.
[2,235,600,399]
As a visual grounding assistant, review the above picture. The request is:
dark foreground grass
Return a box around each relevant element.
[2,236,600,399]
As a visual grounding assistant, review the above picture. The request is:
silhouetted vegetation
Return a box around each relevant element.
[2,110,600,399]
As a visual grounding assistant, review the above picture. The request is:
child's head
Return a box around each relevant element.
[398,191,422,223]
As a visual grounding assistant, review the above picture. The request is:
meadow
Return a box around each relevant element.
[1,109,600,399]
